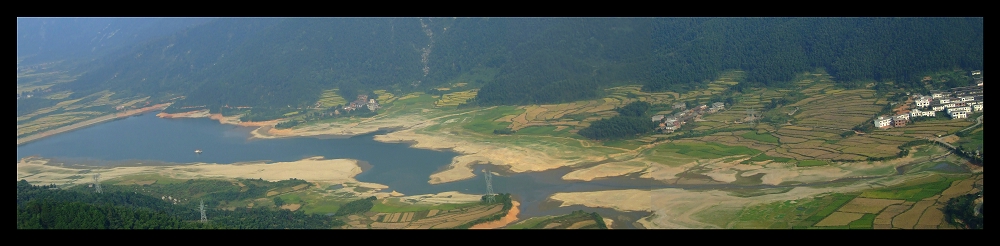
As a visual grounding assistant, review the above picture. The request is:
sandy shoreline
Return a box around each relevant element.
[17,103,171,146]
[157,110,282,128]
[17,156,382,190]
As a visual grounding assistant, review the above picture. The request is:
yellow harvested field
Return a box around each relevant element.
[788,148,837,158]
[814,212,866,227]
[373,90,396,105]
[892,200,935,229]
[838,198,905,214]
[280,204,302,212]
[567,220,597,229]
[916,204,945,228]
[397,93,423,101]
[408,205,504,229]
[435,89,478,107]
[370,223,409,229]
[939,179,977,202]
[525,106,548,121]
[543,223,563,229]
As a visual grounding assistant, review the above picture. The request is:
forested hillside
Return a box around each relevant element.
[16,18,212,66]
[41,18,981,121]
[16,180,339,229]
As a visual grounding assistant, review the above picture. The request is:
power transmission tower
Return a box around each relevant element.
[200,200,207,224]
[93,174,102,194]
[483,169,496,203]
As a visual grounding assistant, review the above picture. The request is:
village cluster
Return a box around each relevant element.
[875,70,983,129]
[653,101,727,133]
[342,94,381,113]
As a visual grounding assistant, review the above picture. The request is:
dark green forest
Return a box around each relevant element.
[16,180,341,229]
[578,101,658,140]
[34,18,982,121]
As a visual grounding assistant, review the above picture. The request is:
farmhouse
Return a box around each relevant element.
[894,113,910,122]
[910,108,935,118]
[973,104,983,112]
[947,106,972,114]
[931,91,947,99]
[673,102,687,110]
[950,111,968,119]
[915,96,932,108]
[711,102,725,111]
[972,70,982,76]
[651,115,665,122]
[875,116,893,129]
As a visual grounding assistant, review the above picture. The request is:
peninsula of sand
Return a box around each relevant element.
[157,109,281,128]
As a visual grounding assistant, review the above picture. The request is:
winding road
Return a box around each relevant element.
[961,115,983,132]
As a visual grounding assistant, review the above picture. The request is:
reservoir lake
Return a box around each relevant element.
[17,113,654,228]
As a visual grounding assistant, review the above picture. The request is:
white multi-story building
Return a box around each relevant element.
[932,105,947,112]
[910,109,936,118]
[974,104,983,112]
[961,96,976,102]
[939,98,952,104]
[875,116,893,129]
[932,92,947,99]
[894,114,910,122]
[915,97,932,108]
[948,106,972,114]
[950,111,968,119]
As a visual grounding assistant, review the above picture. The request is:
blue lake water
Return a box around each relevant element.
[16,113,656,228]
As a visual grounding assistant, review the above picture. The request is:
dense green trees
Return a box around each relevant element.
[333,196,377,217]
[493,129,515,135]
[17,180,339,230]
[43,18,980,121]
[943,194,983,229]
[578,101,657,140]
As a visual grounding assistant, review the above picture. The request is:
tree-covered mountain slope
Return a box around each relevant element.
[39,18,981,120]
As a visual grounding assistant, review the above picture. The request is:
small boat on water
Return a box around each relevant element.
[195,149,203,154]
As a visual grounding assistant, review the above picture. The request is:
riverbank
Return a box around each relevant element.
[157,110,283,128]
[16,156,402,197]
[17,103,171,147]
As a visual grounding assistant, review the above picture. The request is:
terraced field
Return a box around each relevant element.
[435,89,479,108]
[316,89,348,108]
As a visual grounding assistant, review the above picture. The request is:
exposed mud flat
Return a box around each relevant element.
[16,156,381,189]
